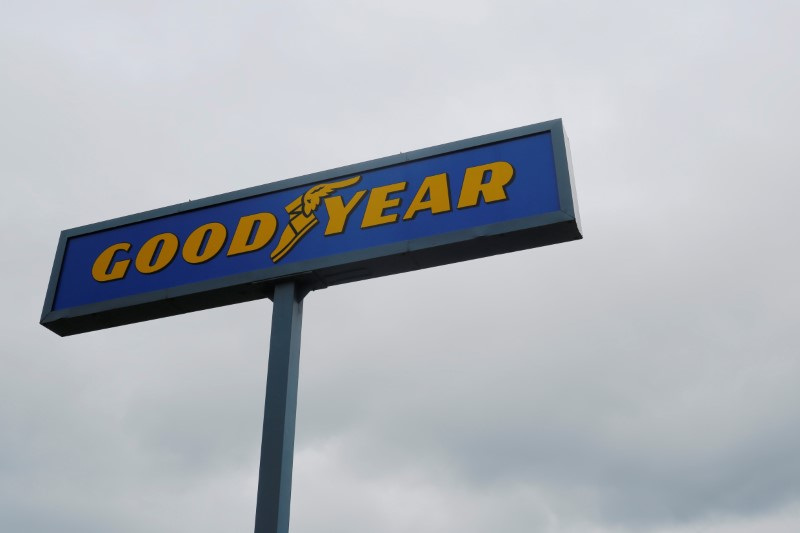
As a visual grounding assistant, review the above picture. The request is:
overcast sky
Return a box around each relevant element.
[3,1,799,532]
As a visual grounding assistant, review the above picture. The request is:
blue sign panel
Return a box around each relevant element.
[41,119,581,335]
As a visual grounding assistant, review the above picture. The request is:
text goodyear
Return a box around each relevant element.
[89,160,514,281]
[41,119,581,336]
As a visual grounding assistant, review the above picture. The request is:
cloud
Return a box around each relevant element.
[2,1,799,532]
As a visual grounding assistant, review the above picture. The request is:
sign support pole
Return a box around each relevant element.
[254,281,305,533]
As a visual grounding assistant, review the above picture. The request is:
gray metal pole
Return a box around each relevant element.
[254,281,304,533]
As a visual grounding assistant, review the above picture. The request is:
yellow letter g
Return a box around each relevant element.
[92,242,131,282]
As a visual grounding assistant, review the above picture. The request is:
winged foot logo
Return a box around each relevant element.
[270,176,361,262]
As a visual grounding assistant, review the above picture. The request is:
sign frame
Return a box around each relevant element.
[41,119,581,336]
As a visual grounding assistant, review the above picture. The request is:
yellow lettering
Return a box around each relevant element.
[324,190,367,236]
[183,222,227,264]
[457,161,515,209]
[135,233,179,274]
[361,182,407,229]
[91,242,131,282]
[227,213,277,256]
[402,173,451,220]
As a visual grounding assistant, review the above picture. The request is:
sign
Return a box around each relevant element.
[40,119,583,533]
[41,119,581,336]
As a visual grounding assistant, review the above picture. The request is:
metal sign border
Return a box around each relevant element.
[41,119,580,336]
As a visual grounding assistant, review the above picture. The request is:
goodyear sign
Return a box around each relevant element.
[41,119,581,336]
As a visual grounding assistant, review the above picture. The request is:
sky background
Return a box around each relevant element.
[2,1,799,532]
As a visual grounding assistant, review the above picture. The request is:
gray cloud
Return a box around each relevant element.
[2,1,799,532]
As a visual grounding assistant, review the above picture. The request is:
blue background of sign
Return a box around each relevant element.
[53,132,558,311]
